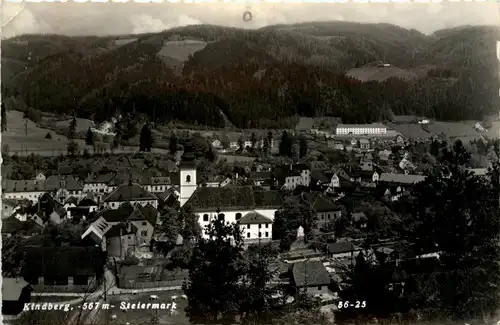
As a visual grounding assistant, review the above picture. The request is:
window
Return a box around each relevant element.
[128,235,132,240]
[4,206,7,210]
[247,224,250,229]
[327,214,331,219]
[258,224,262,229]
[258,232,262,238]
[265,232,269,237]
[141,230,148,237]
[112,203,115,208]
[203,214,209,221]
[236,213,242,220]
[247,233,250,238]
[142,221,147,226]
[218,214,225,221]
[265,224,269,228]
[186,175,191,183]
[317,286,323,290]
[44,276,56,285]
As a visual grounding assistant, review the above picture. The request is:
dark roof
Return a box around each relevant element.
[292,260,331,287]
[65,196,78,205]
[128,204,158,225]
[311,170,330,183]
[78,197,98,207]
[308,161,329,170]
[2,278,31,301]
[2,179,46,193]
[327,242,359,254]
[106,222,138,238]
[84,171,117,184]
[45,175,83,191]
[293,164,309,171]
[238,212,272,225]
[53,207,67,217]
[103,183,157,202]
[250,171,272,180]
[99,205,134,223]
[2,217,23,234]
[185,187,283,212]
[22,246,105,278]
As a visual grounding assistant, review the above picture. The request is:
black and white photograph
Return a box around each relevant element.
[1,1,500,325]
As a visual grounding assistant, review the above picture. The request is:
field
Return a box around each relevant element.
[2,110,86,154]
[98,290,189,325]
[390,120,500,141]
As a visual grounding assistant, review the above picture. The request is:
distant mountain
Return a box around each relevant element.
[2,22,498,128]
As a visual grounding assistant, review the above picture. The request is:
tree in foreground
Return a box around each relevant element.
[85,127,94,146]
[406,140,500,320]
[183,217,248,324]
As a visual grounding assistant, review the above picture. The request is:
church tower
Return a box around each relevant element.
[179,159,197,207]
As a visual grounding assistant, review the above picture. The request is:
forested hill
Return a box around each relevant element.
[2,22,498,128]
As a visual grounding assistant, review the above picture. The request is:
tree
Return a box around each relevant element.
[273,197,316,252]
[139,123,153,152]
[68,114,77,140]
[1,102,7,132]
[169,133,178,154]
[279,131,292,156]
[85,127,94,146]
[66,141,79,157]
[178,206,202,242]
[299,136,308,158]
[238,136,244,152]
[267,131,273,146]
[291,143,300,162]
[250,132,257,150]
[263,138,270,154]
[406,144,500,320]
[169,243,194,269]
[183,217,247,323]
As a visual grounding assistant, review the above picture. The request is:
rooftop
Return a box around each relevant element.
[103,183,157,202]
[292,260,331,287]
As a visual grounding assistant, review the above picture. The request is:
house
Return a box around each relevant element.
[34,173,46,181]
[291,260,331,295]
[351,212,368,229]
[83,169,117,200]
[293,164,311,187]
[2,278,32,315]
[327,242,361,261]
[336,124,387,135]
[63,197,78,219]
[238,211,273,243]
[2,198,19,219]
[398,158,415,172]
[22,246,105,292]
[103,182,158,210]
[205,175,231,188]
[81,217,113,251]
[272,166,304,190]
[45,175,84,203]
[250,171,273,187]
[301,193,342,229]
[30,214,46,228]
[2,179,47,202]
[359,138,370,150]
[36,193,63,221]
[378,149,392,161]
[395,134,404,144]
[49,207,67,225]
[211,139,223,149]
[105,222,138,258]
[128,204,159,247]
[184,186,283,241]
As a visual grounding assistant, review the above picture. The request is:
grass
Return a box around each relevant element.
[2,110,86,153]
[99,290,189,325]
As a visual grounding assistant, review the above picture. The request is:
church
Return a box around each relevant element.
[178,160,284,243]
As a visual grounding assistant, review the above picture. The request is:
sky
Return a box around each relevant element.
[1,1,499,38]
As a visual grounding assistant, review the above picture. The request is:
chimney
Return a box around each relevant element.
[127,222,132,233]
[290,164,293,171]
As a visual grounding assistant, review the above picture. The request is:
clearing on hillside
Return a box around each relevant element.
[346,66,418,82]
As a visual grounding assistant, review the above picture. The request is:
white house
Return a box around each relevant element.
[183,186,283,241]
[83,171,117,200]
[2,180,46,202]
[102,182,158,210]
[35,173,46,181]
[336,124,387,136]
[237,212,273,243]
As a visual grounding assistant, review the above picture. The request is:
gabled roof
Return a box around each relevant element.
[98,205,134,223]
[103,183,157,202]
[105,222,137,238]
[84,171,117,184]
[292,260,330,287]
[78,196,98,207]
[65,196,78,205]
[83,217,113,239]
[2,179,46,193]
[45,175,83,191]
[238,212,272,225]
[185,187,283,212]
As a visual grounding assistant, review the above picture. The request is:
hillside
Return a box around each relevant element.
[2,22,499,128]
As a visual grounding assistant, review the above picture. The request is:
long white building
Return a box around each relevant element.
[336,123,387,135]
